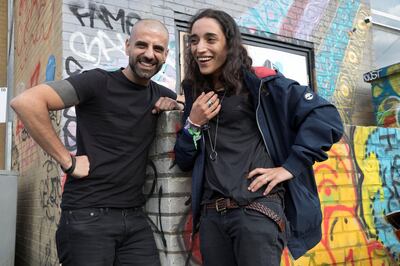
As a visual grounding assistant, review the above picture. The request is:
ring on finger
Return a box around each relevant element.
[207,100,213,108]
[264,175,269,181]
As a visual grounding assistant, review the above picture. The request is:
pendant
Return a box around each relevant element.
[209,151,217,161]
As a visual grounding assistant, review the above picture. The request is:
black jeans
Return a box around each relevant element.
[199,198,287,266]
[56,207,160,266]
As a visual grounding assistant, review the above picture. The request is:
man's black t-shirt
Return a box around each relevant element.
[61,68,176,210]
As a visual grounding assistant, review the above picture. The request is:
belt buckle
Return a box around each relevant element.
[215,198,227,212]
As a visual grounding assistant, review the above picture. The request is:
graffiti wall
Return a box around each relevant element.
[178,125,400,266]
[12,0,63,265]
[237,0,374,125]
[365,63,400,128]
[289,126,399,265]
[11,0,396,265]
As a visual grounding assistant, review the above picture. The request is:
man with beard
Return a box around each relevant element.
[11,19,182,266]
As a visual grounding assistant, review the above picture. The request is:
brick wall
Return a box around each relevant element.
[11,0,399,265]
[12,0,63,265]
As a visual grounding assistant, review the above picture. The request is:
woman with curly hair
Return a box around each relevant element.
[175,8,343,266]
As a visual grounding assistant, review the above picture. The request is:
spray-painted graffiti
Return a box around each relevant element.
[15,0,56,72]
[69,1,140,34]
[14,56,60,172]
[293,0,330,40]
[39,156,62,266]
[333,5,370,124]
[62,107,77,152]
[69,30,126,66]
[364,70,382,83]
[13,49,63,266]
[65,56,84,76]
[38,57,63,266]
[315,0,360,101]
[239,0,366,124]
[355,127,400,261]
[368,63,400,128]
[290,132,396,266]
[237,0,293,34]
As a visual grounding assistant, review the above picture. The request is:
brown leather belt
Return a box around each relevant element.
[205,197,285,232]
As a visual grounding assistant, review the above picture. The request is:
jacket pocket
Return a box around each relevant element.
[286,179,322,235]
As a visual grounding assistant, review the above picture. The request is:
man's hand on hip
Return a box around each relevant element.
[71,155,90,178]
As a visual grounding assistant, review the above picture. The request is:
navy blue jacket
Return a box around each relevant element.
[174,68,343,259]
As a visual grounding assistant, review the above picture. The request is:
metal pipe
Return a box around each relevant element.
[5,0,14,171]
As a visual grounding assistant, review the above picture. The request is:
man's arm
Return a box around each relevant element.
[10,83,89,177]
[152,97,183,114]
[152,84,183,114]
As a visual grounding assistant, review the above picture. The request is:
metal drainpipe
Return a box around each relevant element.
[5,0,14,171]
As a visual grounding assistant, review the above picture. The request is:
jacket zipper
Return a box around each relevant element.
[255,81,272,159]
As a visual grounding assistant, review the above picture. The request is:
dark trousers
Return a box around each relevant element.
[199,199,286,266]
[56,207,160,266]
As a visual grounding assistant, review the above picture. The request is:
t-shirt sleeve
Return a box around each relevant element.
[46,80,79,107]
[158,83,177,99]
[66,69,106,104]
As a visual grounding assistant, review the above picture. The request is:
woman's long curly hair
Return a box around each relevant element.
[183,9,253,97]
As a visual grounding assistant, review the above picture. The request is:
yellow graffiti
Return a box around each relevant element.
[387,68,400,95]
[281,134,395,265]
[372,83,384,98]
[354,127,382,237]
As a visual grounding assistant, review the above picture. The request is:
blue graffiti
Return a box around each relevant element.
[370,66,400,115]
[45,55,56,82]
[315,1,360,100]
[237,0,293,34]
[365,127,400,259]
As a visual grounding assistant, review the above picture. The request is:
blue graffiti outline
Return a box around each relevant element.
[45,55,56,82]
[365,127,400,259]
[237,0,294,34]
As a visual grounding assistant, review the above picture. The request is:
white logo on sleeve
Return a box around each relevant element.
[304,92,314,100]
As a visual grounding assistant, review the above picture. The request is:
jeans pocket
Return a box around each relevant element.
[67,208,104,225]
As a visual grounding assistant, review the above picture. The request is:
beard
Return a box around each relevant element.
[129,55,164,80]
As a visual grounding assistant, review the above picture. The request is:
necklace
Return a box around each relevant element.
[206,91,226,161]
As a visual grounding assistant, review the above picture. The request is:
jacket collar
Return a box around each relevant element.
[243,67,279,99]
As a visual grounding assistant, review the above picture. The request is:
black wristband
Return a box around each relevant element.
[176,100,185,109]
[61,154,76,175]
